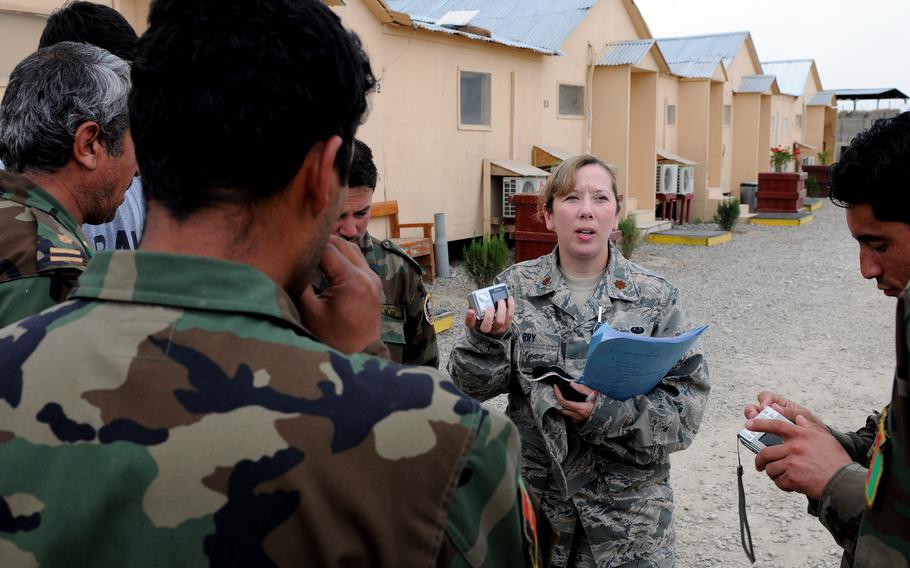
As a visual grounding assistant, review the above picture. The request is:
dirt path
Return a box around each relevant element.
[429,203,893,567]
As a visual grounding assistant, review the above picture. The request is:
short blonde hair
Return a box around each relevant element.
[537,154,620,218]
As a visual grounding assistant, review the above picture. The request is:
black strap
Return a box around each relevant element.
[737,439,756,564]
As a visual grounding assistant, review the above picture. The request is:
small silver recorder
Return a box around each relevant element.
[468,283,510,320]
[738,406,793,453]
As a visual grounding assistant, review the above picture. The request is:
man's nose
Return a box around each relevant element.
[859,249,882,280]
[335,217,356,238]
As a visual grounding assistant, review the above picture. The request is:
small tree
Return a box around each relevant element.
[463,231,510,288]
[618,214,641,259]
[816,150,832,166]
[805,175,821,198]
[713,198,740,231]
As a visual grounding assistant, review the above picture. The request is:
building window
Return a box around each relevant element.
[459,70,491,128]
[666,104,677,126]
[783,117,790,133]
[795,114,803,129]
[558,84,584,117]
[723,105,732,127]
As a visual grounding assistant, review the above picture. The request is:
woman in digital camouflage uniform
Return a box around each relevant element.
[448,154,710,567]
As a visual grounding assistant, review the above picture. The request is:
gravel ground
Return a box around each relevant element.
[428,204,893,567]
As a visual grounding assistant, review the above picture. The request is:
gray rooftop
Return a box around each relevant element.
[826,88,909,100]
[761,60,815,97]
[655,31,750,70]
[665,57,724,79]
[597,39,655,66]
[387,0,597,55]
[735,75,777,94]
[807,91,836,106]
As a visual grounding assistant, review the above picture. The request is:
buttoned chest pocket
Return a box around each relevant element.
[606,310,658,337]
[381,304,406,345]
[518,330,562,374]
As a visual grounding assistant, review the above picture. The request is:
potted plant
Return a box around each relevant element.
[757,145,807,213]
[803,150,834,197]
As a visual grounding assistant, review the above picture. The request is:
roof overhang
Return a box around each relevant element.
[734,75,780,95]
[532,145,574,169]
[621,0,653,39]
[656,148,697,165]
[490,159,550,177]
[796,141,817,151]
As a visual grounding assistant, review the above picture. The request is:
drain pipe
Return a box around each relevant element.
[434,212,450,278]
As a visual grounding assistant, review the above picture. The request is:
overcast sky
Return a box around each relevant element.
[634,0,910,111]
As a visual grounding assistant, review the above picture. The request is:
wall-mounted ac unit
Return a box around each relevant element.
[503,176,546,217]
[677,166,695,195]
[655,164,678,194]
[801,156,815,166]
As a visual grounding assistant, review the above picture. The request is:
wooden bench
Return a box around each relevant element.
[370,200,436,282]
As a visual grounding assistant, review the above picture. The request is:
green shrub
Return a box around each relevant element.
[463,231,510,288]
[618,214,641,259]
[805,175,821,198]
[713,198,740,232]
[816,150,832,166]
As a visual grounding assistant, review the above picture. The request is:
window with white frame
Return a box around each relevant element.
[795,114,803,129]
[558,84,584,117]
[723,105,732,127]
[666,104,677,126]
[459,70,491,127]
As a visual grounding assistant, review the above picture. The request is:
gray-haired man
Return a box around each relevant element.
[0,41,135,327]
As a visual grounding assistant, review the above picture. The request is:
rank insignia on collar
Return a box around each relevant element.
[615,280,626,290]
[866,407,888,508]
[542,276,551,286]
[58,233,75,245]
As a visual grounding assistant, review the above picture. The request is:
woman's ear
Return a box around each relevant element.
[543,206,555,232]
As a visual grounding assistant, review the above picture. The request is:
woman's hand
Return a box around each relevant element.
[553,382,597,424]
[464,297,515,338]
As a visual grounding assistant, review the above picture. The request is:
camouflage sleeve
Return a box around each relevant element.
[448,327,515,402]
[830,411,881,464]
[576,288,711,465]
[0,273,76,328]
[443,406,545,567]
[809,463,866,555]
[401,271,439,367]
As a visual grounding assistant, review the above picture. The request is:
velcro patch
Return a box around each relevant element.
[381,304,405,320]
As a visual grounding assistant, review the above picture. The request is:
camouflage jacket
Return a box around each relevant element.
[0,251,543,568]
[852,286,910,566]
[0,171,92,328]
[360,231,439,367]
[449,245,710,566]
[809,413,880,566]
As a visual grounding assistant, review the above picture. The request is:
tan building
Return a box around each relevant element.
[654,32,764,220]
[0,1,147,99]
[730,75,779,196]
[761,59,835,167]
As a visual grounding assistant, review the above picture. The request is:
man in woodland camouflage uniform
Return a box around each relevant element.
[0,1,545,566]
[0,42,135,327]
[746,112,910,566]
[329,139,438,367]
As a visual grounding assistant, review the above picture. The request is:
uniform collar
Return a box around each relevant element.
[358,230,375,255]
[71,251,306,331]
[527,243,640,303]
[0,170,92,256]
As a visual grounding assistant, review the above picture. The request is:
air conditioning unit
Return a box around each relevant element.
[503,176,546,217]
[677,166,695,195]
[655,164,678,194]
[801,156,815,166]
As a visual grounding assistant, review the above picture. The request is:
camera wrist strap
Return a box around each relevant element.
[737,439,756,564]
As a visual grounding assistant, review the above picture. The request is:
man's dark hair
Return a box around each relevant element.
[130,0,376,219]
[349,139,378,190]
[39,1,138,62]
[830,111,910,225]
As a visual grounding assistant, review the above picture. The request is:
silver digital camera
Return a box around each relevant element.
[738,406,793,453]
[468,283,510,321]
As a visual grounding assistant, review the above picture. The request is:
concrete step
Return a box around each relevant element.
[636,218,673,235]
[739,204,756,219]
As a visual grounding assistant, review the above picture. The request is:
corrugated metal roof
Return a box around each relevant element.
[490,159,550,177]
[807,91,835,106]
[735,75,776,94]
[761,60,814,97]
[656,31,749,70]
[597,39,655,66]
[409,19,559,54]
[387,0,596,54]
[666,57,723,79]
[827,88,909,100]
[533,145,573,161]
[656,148,697,165]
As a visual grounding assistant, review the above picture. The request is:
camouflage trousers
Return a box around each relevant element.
[546,480,676,568]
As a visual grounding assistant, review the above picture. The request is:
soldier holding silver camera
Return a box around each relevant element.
[449,154,710,567]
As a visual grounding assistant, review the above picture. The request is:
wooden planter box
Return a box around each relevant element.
[802,165,832,198]
[756,172,807,213]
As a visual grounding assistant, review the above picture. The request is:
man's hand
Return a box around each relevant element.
[553,382,597,424]
[744,390,826,429]
[299,235,382,354]
[464,297,515,338]
[747,414,852,500]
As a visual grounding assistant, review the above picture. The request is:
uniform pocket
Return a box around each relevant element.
[380,304,406,345]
